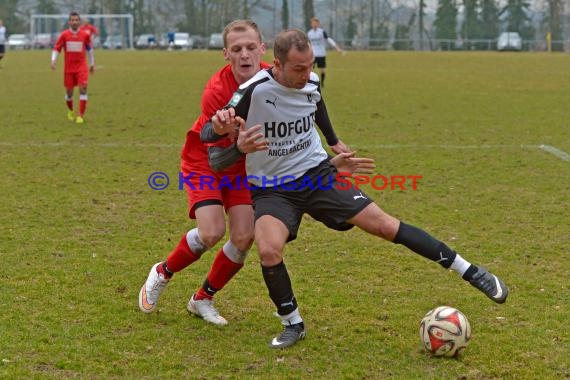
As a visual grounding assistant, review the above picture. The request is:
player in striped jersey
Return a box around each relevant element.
[51,12,95,124]
[206,29,508,349]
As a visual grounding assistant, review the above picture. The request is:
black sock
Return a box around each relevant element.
[162,262,174,277]
[321,72,325,87]
[201,279,219,297]
[393,222,457,268]
[462,265,479,280]
[261,261,297,316]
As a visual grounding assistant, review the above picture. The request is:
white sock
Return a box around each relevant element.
[450,253,471,276]
[278,308,303,326]
[223,240,248,264]
[186,228,208,255]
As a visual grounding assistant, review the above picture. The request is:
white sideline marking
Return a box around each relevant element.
[357,144,570,162]
[1,142,569,162]
[536,144,570,162]
[0,142,180,148]
[356,144,518,149]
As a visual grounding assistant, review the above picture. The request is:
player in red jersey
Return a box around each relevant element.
[138,20,270,324]
[80,18,99,44]
[51,12,95,124]
[138,20,358,324]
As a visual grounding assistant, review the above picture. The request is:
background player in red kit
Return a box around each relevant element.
[138,20,354,325]
[80,17,99,45]
[51,12,95,124]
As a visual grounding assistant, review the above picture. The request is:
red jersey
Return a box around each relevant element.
[80,23,99,41]
[53,29,92,73]
[181,62,271,173]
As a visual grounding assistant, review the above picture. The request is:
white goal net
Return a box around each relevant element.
[30,14,134,50]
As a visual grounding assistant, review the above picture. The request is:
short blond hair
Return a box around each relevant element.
[222,20,263,48]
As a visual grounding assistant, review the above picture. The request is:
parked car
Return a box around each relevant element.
[32,33,54,49]
[103,35,123,49]
[208,33,224,49]
[190,35,207,49]
[174,32,192,50]
[8,34,32,50]
[135,34,156,49]
[497,32,522,51]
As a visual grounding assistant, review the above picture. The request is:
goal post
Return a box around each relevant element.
[30,14,134,49]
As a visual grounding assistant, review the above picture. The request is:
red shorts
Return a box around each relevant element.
[64,71,89,88]
[181,160,251,219]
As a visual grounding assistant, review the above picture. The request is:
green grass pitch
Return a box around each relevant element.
[0,49,568,379]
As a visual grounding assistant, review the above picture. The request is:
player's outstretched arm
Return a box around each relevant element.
[330,152,375,175]
[327,37,343,53]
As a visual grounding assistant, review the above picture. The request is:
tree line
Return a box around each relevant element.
[0,0,566,51]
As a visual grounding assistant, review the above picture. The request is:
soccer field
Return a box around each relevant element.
[1,50,568,379]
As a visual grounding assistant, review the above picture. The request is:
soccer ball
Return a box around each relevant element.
[419,306,471,357]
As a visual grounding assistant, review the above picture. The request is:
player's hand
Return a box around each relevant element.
[212,108,237,135]
[89,65,95,74]
[236,119,268,154]
[330,139,351,154]
[51,62,56,70]
[330,152,375,175]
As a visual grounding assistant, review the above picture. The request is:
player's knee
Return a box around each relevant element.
[375,217,399,241]
[229,232,254,252]
[199,226,226,248]
[257,241,284,266]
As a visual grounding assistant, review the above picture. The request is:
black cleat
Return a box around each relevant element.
[469,267,509,303]
[269,322,306,349]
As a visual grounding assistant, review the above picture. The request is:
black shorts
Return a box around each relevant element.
[251,160,373,242]
[0,44,5,54]
[313,56,326,69]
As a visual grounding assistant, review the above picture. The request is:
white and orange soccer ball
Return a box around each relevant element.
[419,306,471,357]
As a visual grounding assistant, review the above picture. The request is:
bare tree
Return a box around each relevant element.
[282,0,289,29]
[303,0,315,30]
[418,0,427,50]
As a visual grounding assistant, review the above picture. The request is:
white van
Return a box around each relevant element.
[208,33,223,49]
[174,32,192,50]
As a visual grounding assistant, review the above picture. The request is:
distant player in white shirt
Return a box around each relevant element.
[0,20,6,66]
[307,17,342,88]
